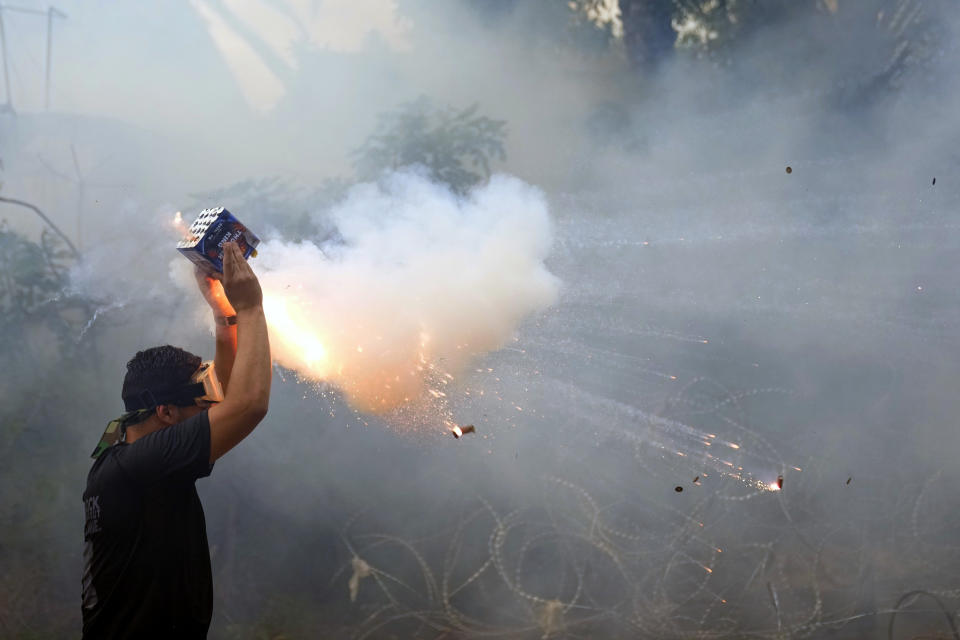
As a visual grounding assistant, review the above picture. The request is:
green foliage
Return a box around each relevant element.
[463,0,620,52]
[0,224,100,636]
[195,99,508,231]
[665,0,947,103]
[353,97,507,196]
[674,0,942,73]
[543,0,623,51]
[0,223,68,317]
[672,0,803,53]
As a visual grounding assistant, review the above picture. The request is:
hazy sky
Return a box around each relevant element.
[2,0,410,118]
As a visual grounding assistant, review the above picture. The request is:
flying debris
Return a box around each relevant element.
[675,486,683,493]
[932,177,936,186]
[451,424,476,439]
[846,477,852,485]
[349,556,371,603]
[693,475,700,484]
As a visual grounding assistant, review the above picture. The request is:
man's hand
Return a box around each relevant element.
[194,266,235,317]
[221,242,263,312]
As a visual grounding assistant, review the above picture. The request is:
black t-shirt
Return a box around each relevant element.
[81,410,215,639]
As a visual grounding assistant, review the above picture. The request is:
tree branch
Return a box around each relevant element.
[0,196,80,259]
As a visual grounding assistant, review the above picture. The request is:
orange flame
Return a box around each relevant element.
[262,294,329,377]
[260,290,436,413]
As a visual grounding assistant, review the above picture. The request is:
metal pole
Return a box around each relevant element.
[45,6,51,109]
[44,7,65,110]
[0,6,12,111]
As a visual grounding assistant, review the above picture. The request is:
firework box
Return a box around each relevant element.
[176,207,260,274]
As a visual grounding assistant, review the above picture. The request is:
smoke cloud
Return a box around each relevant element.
[172,171,559,415]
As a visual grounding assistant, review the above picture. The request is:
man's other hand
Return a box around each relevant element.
[221,242,263,312]
[208,241,270,463]
[194,266,235,317]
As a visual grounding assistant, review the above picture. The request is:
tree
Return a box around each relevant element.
[614,0,947,106]
[619,0,678,72]
[460,0,621,53]
[353,97,507,196]
[0,222,100,636]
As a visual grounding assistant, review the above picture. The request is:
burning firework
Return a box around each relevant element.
[171,175,560,421]
[176,207,260,274]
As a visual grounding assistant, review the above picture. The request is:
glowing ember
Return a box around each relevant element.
[450,424,475,439]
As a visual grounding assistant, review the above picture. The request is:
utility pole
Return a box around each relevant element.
[0,3,66,112]
[0,5,12,114]
[45,6,66,110]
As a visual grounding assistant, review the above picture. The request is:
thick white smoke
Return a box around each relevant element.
[177,172,559,413]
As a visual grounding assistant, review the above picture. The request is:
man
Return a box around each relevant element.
[81,242,271,638]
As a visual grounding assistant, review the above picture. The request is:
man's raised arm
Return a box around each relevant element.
[194,266,237,392]
[207,242,271,463]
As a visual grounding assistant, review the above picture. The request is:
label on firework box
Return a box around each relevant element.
[176,207,260,274]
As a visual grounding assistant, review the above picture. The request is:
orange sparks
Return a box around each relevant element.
[263,295,329,374]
